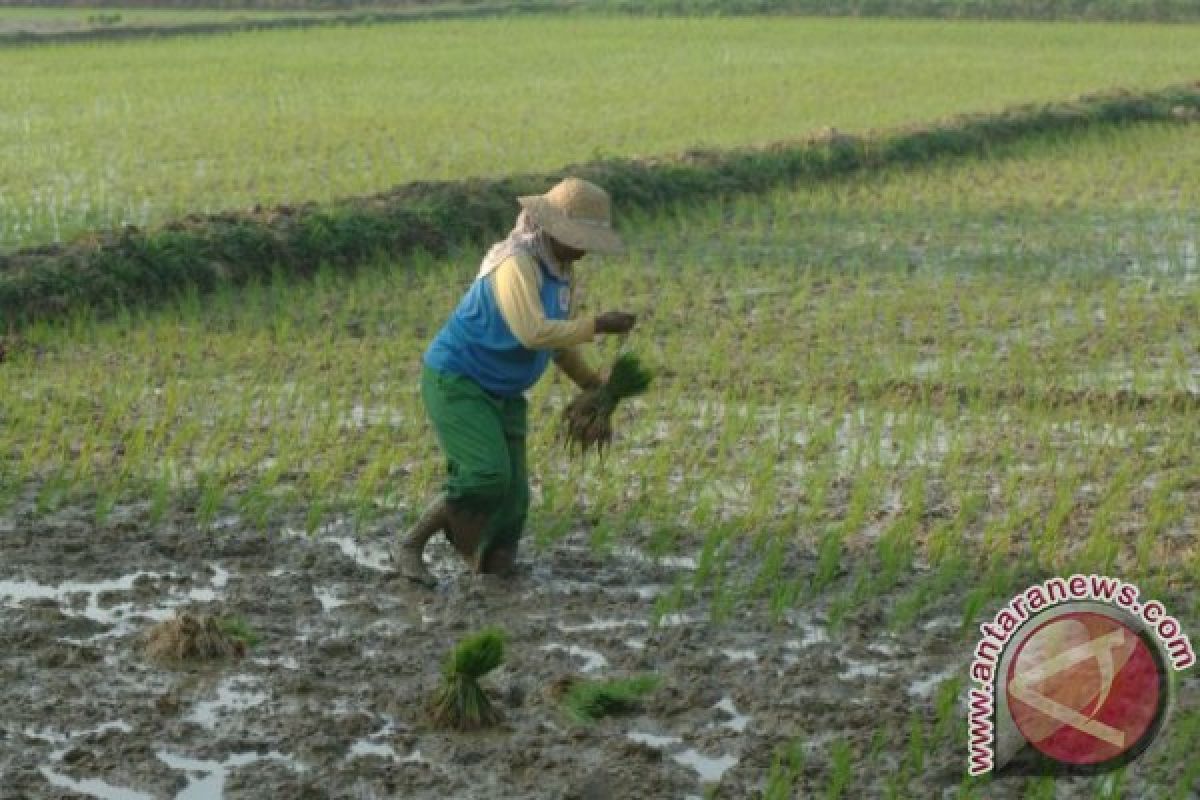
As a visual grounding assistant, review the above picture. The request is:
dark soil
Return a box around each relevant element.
[0,498,1193,798]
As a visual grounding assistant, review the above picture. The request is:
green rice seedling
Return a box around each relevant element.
[825,738,853,800]
[216,615,262,649]
[1092,767,1128,800]
[428,627,507,732]
[905,712,925,775]
[763,739,805,800]
[1025,776,1057,800]
[561,353,652,456]
[559,674,659,724]
[1169,712,1200,797]
[933,676,963,746]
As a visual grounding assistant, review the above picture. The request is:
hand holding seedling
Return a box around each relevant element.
[594,311,637,334]
[561,352,652,456]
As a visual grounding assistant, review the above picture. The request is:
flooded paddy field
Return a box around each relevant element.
[1,123,1198,797]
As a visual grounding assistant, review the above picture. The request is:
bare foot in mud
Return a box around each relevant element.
[392,542,436,589]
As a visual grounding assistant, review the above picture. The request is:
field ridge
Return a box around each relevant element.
[0,2,555,47]
[1,81,1197,330]
[7,0,1200,36]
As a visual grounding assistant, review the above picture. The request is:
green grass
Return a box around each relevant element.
[3,17,1200,250]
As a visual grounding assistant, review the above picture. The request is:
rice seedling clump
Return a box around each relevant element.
[428,627,507,731]
[562,353,653,455]
[143,612,245,664]
[558,674,660,723]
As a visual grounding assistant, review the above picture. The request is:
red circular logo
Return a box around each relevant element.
[1005,611,1166,768]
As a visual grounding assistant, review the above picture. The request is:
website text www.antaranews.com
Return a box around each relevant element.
[967,574,1194,776]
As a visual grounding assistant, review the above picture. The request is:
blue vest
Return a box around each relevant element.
[424,258,571,397]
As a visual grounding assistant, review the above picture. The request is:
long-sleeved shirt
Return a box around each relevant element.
[491,253,602,390]
[423,252,600,396]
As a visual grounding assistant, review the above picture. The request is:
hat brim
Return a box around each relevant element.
[518,196,625,255]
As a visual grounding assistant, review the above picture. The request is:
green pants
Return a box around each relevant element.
[420,365,529,557]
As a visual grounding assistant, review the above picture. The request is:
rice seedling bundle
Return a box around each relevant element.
[428,627,507,731]
[561,353,652,455]
[559,674,660,723]
[143,612,244,663]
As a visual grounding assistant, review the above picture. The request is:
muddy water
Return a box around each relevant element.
[0,503,1186,798]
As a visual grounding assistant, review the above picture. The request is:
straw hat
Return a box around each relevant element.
[518,178,624,255]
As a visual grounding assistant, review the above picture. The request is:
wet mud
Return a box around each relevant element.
[0,501,1193,798]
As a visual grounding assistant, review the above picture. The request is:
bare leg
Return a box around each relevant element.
[393,495,448,588]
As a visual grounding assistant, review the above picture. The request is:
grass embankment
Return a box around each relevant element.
[2,82,1198,328]
[6,0,1200,23]
[0,3,550,46]
[5,17,1200,252]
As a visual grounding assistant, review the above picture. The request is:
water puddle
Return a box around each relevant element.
[672,749,739,783]
[838,658,885,681]
[626,729,739,783]
[313,587,345,612]
[349,739,397,759]
[907,666,959,699]
[540,643,608,673]
[35,721,144,800]
[614,545,698,570]
[626,731,683,748]
[186,564,230,603]
[326,536,390,572]
[782,614,831,664]
[186,676,266,730]
[39,769,154,800]
[921,615,958,632]
[713,695,750,733]
[158,750,305,799]
[340,404,405,430]
[557,617,649,633]
[26,720,132,746]
[868,640,900,657]
[251,654,299,671]
[0,566,230,641]
[346,717,402,761]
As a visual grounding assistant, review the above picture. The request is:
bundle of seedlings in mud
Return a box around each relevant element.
[428,627,507,731]
[556,674,660,724]
[143,612,245,663]
[561,353,652,455]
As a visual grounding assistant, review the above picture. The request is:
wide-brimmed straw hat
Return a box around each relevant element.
[518,178,624,255]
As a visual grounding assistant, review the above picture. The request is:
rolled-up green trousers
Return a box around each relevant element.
[420,365,529,558]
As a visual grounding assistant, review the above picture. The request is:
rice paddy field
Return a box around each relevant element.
[0,10,1198,800]
[4,17,1200,250]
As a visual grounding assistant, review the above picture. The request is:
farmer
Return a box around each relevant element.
[394,177,637,587]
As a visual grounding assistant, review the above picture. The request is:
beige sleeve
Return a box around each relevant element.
[491,253,595,350]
